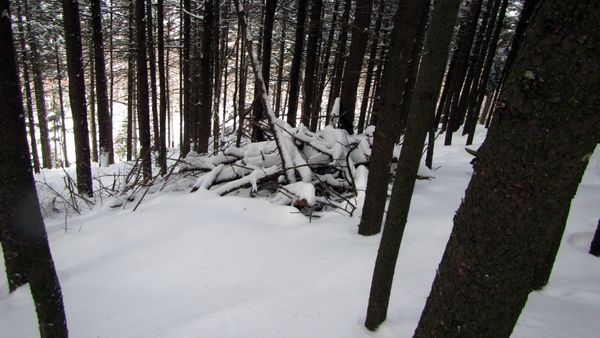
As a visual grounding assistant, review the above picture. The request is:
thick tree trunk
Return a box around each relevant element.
[136,0,153,180]
[364,0,461,329]
[286,0,308,127]
[414,2,600,336]
[358,0,430,237]
[0,2,68,335]
[338,0,373,134]
[61,0,94,197]
[91,0,114,166]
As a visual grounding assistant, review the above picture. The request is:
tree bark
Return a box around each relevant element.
[61,0,94,197]
[91,0,114,166]
[286,0,309,127]
[364,0,461,329]
[136,0,153,180]
[55,47,70,167]
[338,0,373,134]
[181,0,192,157]
[157,0,168,174]
[0,2,68,335]
[146,0,160,153]
[325,0,351,124]
[414,2,600,336]
[301,0,323,130]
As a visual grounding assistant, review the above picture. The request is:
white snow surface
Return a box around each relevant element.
[1,133,600,338]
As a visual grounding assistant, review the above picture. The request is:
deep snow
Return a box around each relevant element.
[1,132,599,338]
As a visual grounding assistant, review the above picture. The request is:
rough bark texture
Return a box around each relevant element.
[338,0,373,134]
[0,2,69,335]
[414,2,600,337]
[136,0,153,180]
[286,0,309,127]
[358,0,430,237]
[61,0,94,197]
[91,0,114,166]
[364,0,460,330]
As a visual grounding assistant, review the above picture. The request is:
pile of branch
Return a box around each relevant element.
[181,124,373,215]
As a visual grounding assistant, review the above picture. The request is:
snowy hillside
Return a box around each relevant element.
[1,133,599,338]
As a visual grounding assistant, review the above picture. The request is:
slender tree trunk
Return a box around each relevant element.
[89,45,99,163]
[147,0,160,151]
[109,0,115,164]
[338,0,373,134]
[136,0,153,180]
[286,0,309,127]
[197,0,213,153]
[358,0,430,236]
[91,0,114,166]
[61,0,94,197]
[301,0,323,130]
[126,0,135,162]
[326,0,351,124]
[55,47,70,167]
[364,0,461,329]
[14,1,40,173]
[157,0,168,174]
[414,2,600,336]
[274,9,287,118]
[23,0,52,169]
[181,0,192,157]
[0,2,68,335]
[357,0,384,134]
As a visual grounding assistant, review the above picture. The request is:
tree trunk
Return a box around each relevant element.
[274,8,287,118]
[414,2,600,336]
[301,0,323,130]
[146,0,160,153]
[0,2,68,335]
[23,0,52,169]
[91,0,114,166]
[157,0,168,174]
[126,0,135,162]
[326,0,351,124]
[61,0,94,197]
[136,0,153,180]
[181,0,192,157]
[14,1,40,173]
[590,219,600,257]
[286,0,308,127]
[364,0,461,329]
[338,0,373,134]
[358,0,430,236]
[55,47,70,167]
[89,36,99,163]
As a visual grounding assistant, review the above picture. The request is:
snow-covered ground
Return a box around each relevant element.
[1,132,599,338]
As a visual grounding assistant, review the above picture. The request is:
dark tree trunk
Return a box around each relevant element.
[236,27,248,147]
[414,2,600,336]
[274,8,287,118]
[91,0,114,166]
[357,0,384,134]
[89,50,98,163]
[196,0,214,153]
[311,0,340,131]
[443,0,484,145]
[61,0,94,197]
[157,0,168,175]
[250,0,277,140]
[55,47,70,167]
[136,0,153,180]
[338,0,373,134]
[301,0,323,130]
[358,0,430,237]
[286,0,308,127]
[126,0,135,162]
[181,0,192,157]
[590,219,600,257]
[364,0,461,329]
[146,0,160,152]
[23,0,52,169]
[109,0,115,164]
[325,0,351,124]
[0,2,69,335]
[14,1,40,173]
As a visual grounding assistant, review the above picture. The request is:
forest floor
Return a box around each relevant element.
[1,131,599,338]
